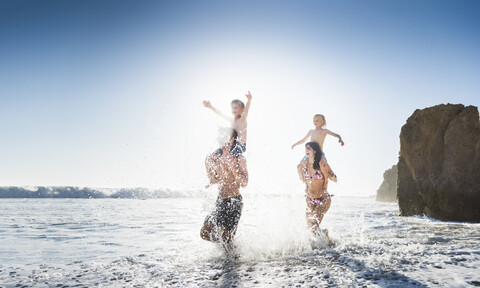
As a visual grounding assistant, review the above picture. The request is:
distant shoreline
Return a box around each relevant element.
[0,186,377,199]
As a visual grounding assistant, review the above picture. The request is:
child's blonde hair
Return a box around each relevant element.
[314,114,326,128]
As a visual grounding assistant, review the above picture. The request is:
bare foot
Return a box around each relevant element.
[321,228,329,237]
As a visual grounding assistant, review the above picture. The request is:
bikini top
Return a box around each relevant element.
[304,168,323,180]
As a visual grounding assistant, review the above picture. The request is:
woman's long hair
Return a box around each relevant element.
[215,128,238,155]
[305,142,323,170]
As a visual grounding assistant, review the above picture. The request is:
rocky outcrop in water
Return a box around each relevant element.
[376,165,398,202]
[397,104,480,222]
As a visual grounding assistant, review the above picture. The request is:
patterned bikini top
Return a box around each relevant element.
[304,168,323,180]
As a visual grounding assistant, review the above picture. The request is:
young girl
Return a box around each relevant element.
[203,91,252,155]
[291,114,344,160]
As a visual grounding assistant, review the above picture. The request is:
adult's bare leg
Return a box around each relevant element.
[200,221,220,242]
[313,198,331,236]
[313,198,331,225]
[306,198,331,235]
[306,202,320,234]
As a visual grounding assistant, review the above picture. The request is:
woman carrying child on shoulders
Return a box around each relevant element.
[298,142,337,236]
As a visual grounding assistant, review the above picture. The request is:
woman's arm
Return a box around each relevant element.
[325,129,344,146]
[291,131,311,149]
[297,163,307,183]
[320,159,337,182]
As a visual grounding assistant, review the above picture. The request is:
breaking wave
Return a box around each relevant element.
[0,186,204,199]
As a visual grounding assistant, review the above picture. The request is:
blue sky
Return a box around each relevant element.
[1,0,479,196]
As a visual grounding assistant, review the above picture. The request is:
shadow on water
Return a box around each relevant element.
[322,249,429,287]
[197,246,431,287]
[207,257,241,288]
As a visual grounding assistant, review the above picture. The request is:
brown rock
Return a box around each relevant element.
[397,104,480,222]
[376,165,398,202]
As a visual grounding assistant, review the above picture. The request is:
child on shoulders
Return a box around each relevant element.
[292,114,344,162]
[203,91,252,156]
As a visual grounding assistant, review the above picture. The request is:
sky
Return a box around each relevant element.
[0,0,479,196]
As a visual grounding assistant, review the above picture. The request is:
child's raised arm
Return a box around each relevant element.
[291,130,312,150]
[202,100,232,122]
[242,91,252,118]
[325,129,345,146]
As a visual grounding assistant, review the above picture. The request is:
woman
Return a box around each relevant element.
[297,142,337,235]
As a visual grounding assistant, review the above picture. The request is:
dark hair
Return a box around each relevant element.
[305,142,323,170]
[215,128,238,155]
[231,99,245,108]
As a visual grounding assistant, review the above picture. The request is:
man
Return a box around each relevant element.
[200,128,248,252]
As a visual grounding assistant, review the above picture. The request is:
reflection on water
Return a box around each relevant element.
[1,196,480,286]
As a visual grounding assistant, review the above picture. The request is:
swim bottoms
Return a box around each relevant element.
[205,195,243,234]
[306,194,333,206]
[231,141,246,156]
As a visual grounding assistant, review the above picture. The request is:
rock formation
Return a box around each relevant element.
[376,165,398,202]
[397,104,480,222]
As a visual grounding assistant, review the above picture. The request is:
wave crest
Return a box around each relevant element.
[0,186,203,199]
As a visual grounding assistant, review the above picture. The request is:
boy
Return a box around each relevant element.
[203,91,252,155]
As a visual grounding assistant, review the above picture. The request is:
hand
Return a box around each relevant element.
[291,144,296,150]
[203,100,212,109]
[245,91,252,101]
[339,138,345,146]
[328,171,338,183]
[332,174,338,183]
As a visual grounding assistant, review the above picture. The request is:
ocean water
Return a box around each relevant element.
[1,195,480,287]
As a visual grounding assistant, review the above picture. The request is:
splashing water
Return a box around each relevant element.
[1,195,480,287]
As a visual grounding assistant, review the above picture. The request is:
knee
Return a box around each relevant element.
[200,226,209,240]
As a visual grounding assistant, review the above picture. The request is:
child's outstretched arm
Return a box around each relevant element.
[325,129,345,146]
[242,91,252,118]
[291,130,312,150]
[202,100,232,122]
